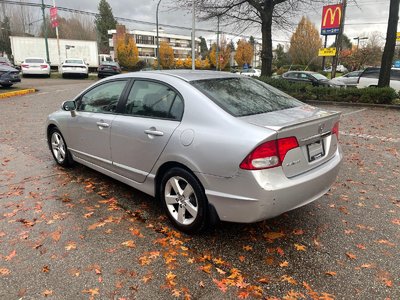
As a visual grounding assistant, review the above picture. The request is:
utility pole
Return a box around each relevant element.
[41,0,50,63]
[156,0,162,70]
[191,0,195,70]
[216,15,220,71]
[52,0,61,66]
[331,0,347,78]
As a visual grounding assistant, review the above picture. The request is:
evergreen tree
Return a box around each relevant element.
[199,36,209,58]
[95,0,117,53]
[0,17,12,57]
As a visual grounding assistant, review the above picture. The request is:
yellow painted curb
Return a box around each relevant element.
[0,88,36,99]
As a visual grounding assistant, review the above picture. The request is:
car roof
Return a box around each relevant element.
[116,70,240,82]
[25,57,46,60]
[285,70,316,74]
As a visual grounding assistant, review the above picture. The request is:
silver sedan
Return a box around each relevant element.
[46,70,343,233]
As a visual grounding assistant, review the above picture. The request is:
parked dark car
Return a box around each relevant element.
[282,71,346,88]
[97,62,121,78]
[0,65,21,88]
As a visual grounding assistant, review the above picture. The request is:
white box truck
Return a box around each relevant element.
[9,36,104,69]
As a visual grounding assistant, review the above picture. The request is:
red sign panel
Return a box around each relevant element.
[321,4,343,35]
[50,7,58,28]
[50,7,57,18]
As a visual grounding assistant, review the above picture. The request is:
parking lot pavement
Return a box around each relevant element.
[0,79,399,299]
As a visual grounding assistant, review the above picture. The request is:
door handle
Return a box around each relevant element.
[144,129,164,136]
[96,122,110,128]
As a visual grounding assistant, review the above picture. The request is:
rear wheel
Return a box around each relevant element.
[160,168,209,234]
[49,128,73,167]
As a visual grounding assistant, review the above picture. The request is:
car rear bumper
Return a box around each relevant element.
[22,69,50,75]
[61,68,88,75]
[198,146,343,223]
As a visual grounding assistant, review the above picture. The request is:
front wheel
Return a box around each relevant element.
[49,128,73,167]
[160,168,209,234]
[1,84,13,88]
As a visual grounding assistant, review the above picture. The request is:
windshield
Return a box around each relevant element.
[191,77,303,117]
[312,73,329,80]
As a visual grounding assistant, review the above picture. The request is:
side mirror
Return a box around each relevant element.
[62,100,76,111]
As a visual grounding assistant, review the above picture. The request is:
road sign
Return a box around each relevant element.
[394,60,400,68]
[318,48,337,57]
[321,4,343,35]
[397,32,400,42]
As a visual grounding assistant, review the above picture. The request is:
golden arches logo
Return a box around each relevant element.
[323,6,342,27]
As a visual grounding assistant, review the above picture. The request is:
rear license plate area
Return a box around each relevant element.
[307,140,325,162]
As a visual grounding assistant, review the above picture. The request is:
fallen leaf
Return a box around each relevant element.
[121,240,136,248]
[42,265,50,273]
[346,252,357,260]
[42,290,53,297]
[0,268,10,276]
[294,244,306,251]
[82,288,99,296]
[216,267,226,275]
[392,219,400,225]
[65,242,77,251]
[279,261,289,267]
[238,255,245,262]
[238,291,250,299]
[166,271,176,281]
[50,230,61,242]
[281,275,297,285]
[200,264,212,274]
[5,250,16,261]
[213,278,227,293]
[243,245,252,251]
[325,271,337,276]
[258,277,270,284]
[264,232,285,241]
[292,229,304,235]
[356,244,366,250]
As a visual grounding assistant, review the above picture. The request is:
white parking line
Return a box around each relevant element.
[55,89,66,92]
[340,131,400,143]
[342,108,368,116]
[35,92,49,96]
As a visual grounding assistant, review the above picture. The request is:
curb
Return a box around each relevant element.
[0,88,36,99]
[304,100,400,110]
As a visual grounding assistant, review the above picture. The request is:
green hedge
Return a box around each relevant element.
[259,77,398,105]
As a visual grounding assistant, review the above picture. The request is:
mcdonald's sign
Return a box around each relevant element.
[321,4,343,35]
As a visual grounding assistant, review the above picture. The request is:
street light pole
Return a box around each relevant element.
[52,0,61,66]
[191,0,195,70]
[156,0,162,70]
[216,15,220,71]
[41,0,50,63]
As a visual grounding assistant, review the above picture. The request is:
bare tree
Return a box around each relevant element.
[175,0,327,76]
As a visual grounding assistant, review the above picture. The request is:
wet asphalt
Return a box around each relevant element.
[0,78,399,299]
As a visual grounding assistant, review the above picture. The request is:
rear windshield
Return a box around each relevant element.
[65,59,83,64]
[191,77,303,117]
[25,58,45,63]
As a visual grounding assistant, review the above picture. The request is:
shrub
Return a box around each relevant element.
[259,78,398,105]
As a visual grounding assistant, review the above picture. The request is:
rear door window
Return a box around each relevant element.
[361,68,380,79]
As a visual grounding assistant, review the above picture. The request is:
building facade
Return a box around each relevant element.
[108,25,200,64]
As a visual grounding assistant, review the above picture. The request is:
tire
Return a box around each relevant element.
[1,84,12,88]
[160,167,209,234]
[48,128,74,167]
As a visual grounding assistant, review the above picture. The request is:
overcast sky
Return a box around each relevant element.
[35,0,395,47]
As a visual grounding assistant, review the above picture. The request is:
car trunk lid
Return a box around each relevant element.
[240,105,341,177]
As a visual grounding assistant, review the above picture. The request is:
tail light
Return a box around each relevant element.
[21,64,29,68]
[40,65,48,69]
[332,122,339,140]
[240,137,299,170]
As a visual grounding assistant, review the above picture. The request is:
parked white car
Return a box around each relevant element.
[324,65,348,73]
[357,67,400,91]
[21,57,51,77]
[331,70,363,87]
[240,68,261,77]
[59,58,89,78]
